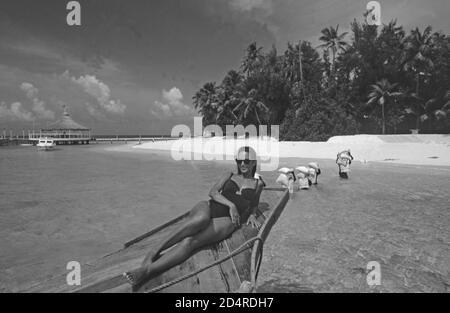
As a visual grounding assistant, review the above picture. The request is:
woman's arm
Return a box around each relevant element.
[247,178,265,229]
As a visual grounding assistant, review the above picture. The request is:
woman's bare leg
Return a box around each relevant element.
[150,201,211,262]
[125,217,234,287]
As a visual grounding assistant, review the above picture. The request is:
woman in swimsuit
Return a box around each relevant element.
[123,146,265,288]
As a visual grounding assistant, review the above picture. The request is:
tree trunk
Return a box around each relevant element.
[382,102,386,135]
[332,49,336,77]
[416,73,420,131]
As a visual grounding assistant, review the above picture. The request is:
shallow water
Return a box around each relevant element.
[1,144,449,292]
[0,143,231,291]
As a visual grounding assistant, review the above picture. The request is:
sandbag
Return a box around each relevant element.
[278,167,293,174]
[308,162,320,170]
[295,166,310,175]
[276,173,290,187]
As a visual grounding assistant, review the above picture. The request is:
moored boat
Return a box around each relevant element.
[36,137,56,150]
[26,187,289,293]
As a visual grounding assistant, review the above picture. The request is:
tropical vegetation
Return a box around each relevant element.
[192,14,450,140]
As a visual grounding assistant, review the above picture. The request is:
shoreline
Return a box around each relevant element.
[131,134,450,167]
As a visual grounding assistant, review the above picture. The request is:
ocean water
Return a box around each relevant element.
[0,143,231,291]
[2,144,449,293]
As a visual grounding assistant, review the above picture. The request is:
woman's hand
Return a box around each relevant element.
[229,204,240,227]
[246,214,261,230]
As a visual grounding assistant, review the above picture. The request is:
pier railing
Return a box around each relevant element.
[0,135,178,146]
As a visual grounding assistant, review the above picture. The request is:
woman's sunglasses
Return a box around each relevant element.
[236,159,252,165]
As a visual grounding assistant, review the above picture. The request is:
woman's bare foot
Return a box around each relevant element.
[123,267,147,288]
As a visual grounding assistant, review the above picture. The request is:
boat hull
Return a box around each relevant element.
[27,187,289,293]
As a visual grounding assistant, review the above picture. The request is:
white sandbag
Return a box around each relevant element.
[276,173,289,187]
[308,162,320,170]
[296,172,306,179]
[278,167,293,174]
[298,177,310,189]
[295,166,309,174]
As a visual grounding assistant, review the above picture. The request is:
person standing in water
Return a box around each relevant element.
[307,162,321,185]
[336,149,354,179]
[123,146,265,289]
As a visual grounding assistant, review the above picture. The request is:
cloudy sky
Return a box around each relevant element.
[1,0,449,135]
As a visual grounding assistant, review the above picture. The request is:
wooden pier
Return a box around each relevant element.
[0,136,177,146]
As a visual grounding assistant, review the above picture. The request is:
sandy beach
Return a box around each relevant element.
[1,137,449,292]
[131,135,450,292]
[133,134,450,167]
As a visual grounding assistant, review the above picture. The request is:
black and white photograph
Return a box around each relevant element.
[0,0,449,298]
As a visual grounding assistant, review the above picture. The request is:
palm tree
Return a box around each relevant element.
[192,82,220,126]
[232,89,269,126]
[403,26,436,129]
[215,70,243,125]
[367,79,403,134]
[283,42,302,84]
[318,25,349,76]
[401,26,434,73]
[379,20,405,66]
[414,90,450,127]
[241,42,264,76]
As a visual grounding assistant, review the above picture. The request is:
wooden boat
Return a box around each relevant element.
[28,187,289,293]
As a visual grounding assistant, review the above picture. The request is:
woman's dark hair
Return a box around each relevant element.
[236,146,257,177]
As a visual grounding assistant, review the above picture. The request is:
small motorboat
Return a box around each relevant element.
[36,138,56,151]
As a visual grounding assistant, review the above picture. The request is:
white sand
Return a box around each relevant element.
[133,134,450,167]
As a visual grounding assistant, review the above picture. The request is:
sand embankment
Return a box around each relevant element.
[133,134,450,166]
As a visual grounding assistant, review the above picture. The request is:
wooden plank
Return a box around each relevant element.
[223,227,256,284]
[140,258,200,293]
[211,241,242,292]
[191,245,227,293]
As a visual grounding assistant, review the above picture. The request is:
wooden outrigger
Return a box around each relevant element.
[28,187,289,293]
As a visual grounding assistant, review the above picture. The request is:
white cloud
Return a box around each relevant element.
[0,101,35,122]
[20,82,55,119]
[151,87,193,118]
[64,72,126,114]
[152,101,173,117]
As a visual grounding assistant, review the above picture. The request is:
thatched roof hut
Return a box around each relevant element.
[42,107,89,131]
